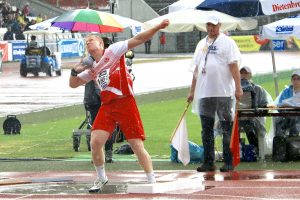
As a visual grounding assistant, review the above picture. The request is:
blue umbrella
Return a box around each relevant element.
[196,0,263,17]
[197,0,300,17]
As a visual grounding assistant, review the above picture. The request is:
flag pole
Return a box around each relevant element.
[170,102,191,142]
[230,101,240,167]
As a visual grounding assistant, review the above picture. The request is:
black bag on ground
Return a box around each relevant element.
[272,135,287,162]
[3,115,21,134]
[114,144,134,155]
[241,144,257,162]
[273,136,300,161]
[286,137,300,161]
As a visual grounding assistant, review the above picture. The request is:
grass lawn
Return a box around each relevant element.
[0,69,299,171]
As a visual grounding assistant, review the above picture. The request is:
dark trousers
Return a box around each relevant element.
[200,115,233,165]
[239,120,259,149]
[86,104,113,151]
[145,43,151,54]
[199,97,233,165]
[274,116,300,137]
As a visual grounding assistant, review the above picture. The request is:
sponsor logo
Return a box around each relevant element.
[272,2,300,13]
[276,25,294,34]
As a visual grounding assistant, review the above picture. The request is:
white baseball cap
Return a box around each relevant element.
[292,70,300,77]
[240,66,252,74]
[205,15,221,25]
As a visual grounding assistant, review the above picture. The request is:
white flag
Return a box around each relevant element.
[171,116,190,166]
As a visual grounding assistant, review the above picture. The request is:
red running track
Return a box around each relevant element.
[1,170,300,199]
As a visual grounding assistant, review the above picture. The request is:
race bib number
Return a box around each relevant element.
[97,69,110,90]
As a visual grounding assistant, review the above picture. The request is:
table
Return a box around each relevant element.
[238,107,300,117]
[237,107,300,160]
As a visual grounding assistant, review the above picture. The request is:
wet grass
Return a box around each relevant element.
[0,69,298,170]
[1,159,300,172]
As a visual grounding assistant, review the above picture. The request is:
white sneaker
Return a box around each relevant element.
[147,179,156,184]
[147,177,156,184]
[88,177,108,193]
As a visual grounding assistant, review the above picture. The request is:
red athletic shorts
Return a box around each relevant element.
[92,95,145,140]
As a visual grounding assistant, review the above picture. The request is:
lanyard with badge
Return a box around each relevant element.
[201,37,217,74]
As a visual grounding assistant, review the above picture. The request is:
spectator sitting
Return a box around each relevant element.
[274,70,300,137]
[238,66,273,153]
[16,11,26,26]
[3,27,14,40]
[29,35,38,48]
[24,19,36,31]
[15,29,25,40]
[36,14,43,23]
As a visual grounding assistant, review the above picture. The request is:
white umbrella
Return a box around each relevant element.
[112,14,144,35]
[143,9,257,32]
[261,16,300,40]
[29,17,60,30]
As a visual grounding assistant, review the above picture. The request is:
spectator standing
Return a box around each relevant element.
[159,32,166,53]
[144,39,151,54]
[22,3,30,17]
[187,15,242,172]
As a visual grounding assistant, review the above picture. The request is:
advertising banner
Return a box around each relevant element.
[261,0,300,15]
[58,39,84,58]
[11,40,27,61]
[292,37,300,49]
[231,35,264,52]
[272,40,285,50]
[0,41,8,62]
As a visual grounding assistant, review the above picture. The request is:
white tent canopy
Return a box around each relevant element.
[168,0,204,13]
[261,16,300,40]
[29,17,60,30]
[143,9,257,32]
[260,16,300,95]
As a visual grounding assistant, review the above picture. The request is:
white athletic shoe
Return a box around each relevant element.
[147,177,156,184]
[88,177,108,193]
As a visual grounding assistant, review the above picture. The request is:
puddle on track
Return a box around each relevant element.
[0,182,127,194]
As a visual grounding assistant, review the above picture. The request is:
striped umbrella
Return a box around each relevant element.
[51,9,125,33]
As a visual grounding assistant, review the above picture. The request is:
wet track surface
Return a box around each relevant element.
[1,170,300,199]
[1,52,300,118]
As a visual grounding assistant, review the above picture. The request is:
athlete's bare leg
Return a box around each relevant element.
[128,138,153,173]
[91,130,110,166]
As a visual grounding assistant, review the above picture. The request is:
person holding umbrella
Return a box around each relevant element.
[187,15,242,172]
[69,19,169,193]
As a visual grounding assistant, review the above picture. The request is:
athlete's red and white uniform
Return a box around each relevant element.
[78,40,145,140]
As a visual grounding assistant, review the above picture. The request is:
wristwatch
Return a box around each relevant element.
[71,68,78,76]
